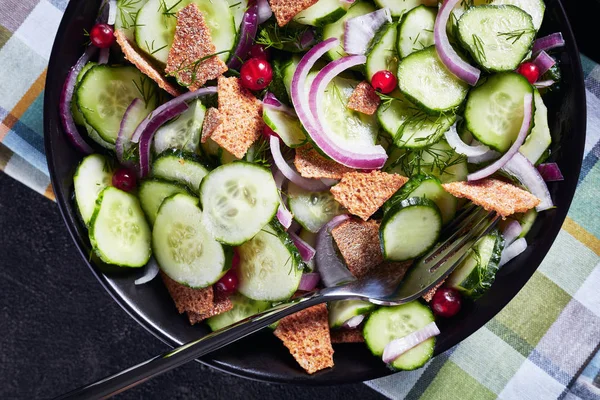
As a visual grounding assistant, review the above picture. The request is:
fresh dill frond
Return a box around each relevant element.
[472,34,486,61]
[497,28,536,45]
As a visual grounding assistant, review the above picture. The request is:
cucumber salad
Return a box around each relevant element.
[61,0,566,374]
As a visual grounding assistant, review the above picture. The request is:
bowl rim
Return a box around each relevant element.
[43,0,586,385]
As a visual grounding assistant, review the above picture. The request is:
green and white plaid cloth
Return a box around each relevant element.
[0,1,598,398]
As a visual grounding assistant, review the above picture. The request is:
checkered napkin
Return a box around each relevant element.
[1,1,598,398]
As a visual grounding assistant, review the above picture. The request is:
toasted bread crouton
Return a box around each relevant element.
[273,304,334,374]
[347,82,380,115]
[442,178,540,218]
[331,219,383,278]
[211,76,263,158]
[165,4,228,91]
[330,328,365,344]
[270,0,319,26]
[422,280,444,303]
[161,272,214,315]
[114,30,182,97]
[201,107,222,143]
[187,290,234,324]
[294,145,353,180]
[330,171,408,221]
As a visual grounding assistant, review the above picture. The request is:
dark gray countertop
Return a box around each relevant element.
[0,173,385,400]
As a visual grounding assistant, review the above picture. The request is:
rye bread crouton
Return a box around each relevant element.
[294,145,353,180]
[330,328,365,344]
[273,304,334,374]
[331,219,383,278]
[347,82,380,115]
[165,4,228,91]
[201,107,222,143]
[270,0,319,27]
[114,30,182,97]
[161,272,214,316]
[442,178,540,218]
[330,171,408,221]
[188,291,234,325]
[211,76,264,159]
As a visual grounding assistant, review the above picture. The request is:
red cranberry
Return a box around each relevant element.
[431,287,462,318]
[111,168,137,192]
[90,23,115,49]
[517,62,540,84]
[240,58,273,91]
[215,269,239,295]
[371,70,397,94]
[249,44,270,60]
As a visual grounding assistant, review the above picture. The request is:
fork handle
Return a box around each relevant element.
[53,290,328,400]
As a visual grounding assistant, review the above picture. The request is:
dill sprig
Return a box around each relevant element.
[497,28,536,45]
[167,50,230,87]
[159,0,183,17]
[144,39,168,56]
[472,34,486,61]
[389,143,466,178]
[117,0,145,30]
[132,75,157,106]
[377,92,402,112]
[255,24,307,50]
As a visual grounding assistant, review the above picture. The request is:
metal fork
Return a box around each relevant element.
[54,206,498,400]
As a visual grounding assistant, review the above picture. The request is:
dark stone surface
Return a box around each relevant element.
[0,173,386,400]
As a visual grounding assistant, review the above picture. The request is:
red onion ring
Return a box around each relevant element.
[116,98,144,167]
[503,152,554,211]
[227,2,259,70]
[537,163,564,182]
[98,48,109,65]
[532,32,565,55]
[107,0,117,25]
[59,46,97,154]
[534,80,555,89]
[134,258,159,285]
[499,238,527,267]
[444,124,490,157]
[468,93,533,181]
[263,92,296,117]
[533,51,556,77]
[257,0,272,24]
[277,206,293,229]
[434,0,480,86]
[298,272,320,291]
[342,315,365,329]
[344,8,391,55]
[382,322,440,364]
[290,231,316,262]
[501,220,522,247]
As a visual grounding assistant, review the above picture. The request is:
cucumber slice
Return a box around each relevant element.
[263,106,306,148]
[329,300,376,329]
[446,231,505,299]
[153,100,206,155]
[151,150,210,193]
[154,193,226,286]
[393,140,468,183]
[72,62,97,127]
[490,0,545,31]
[464,72,534,153]
[85,124,116,150]
[76,65,158,144]
[153,193,226,287]
[384,175,457,224]
[293,0,351,27]
[381,197,442,261]
[200,162,279,245]
[115,0,148,41]
[226,0,249,30]
[74,154,114,226]
[89,187,152,267]
[135,0,235,64]
[519,89,551,164]
[288,182,346,233]
[237,222,303,301]
[377,90,456,149]
[374,0,429,18]
[207,293,271,331]
[322,1,376,60]
[363,301,435,371]
[397,46,469,114]
[458,5,535,72]
[366,23,399,82]
[398,6,437,58]
[138,178,191,225]
[517,208,537,238]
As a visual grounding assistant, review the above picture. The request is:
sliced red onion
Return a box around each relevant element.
[532,32,565,55]
[499,238,527,267]
[434,0,480,86]
[382,322,440,364]
[533,51,556,76]
[343,315,365,329]
[291,39,387,169]
[59,46,97,154]
[270,135,329,192]
[344,8,392,55]
[277,205,293,229]
[298,29,317,51]
[132,86,217,143]
[315,215,356,288]
[341,0,356,3]
[116,98,145,167]
[288,221,302,235]
[445,124,490,157]
[107,0,117,25]
[537,163,564,182]
[134,258,160,285]
[321,178,338,187]
[264,91,296,117]
[98,47,110,65]
[468,93,533,181]
[138,102,190,177]
[468,149,501,164]
[298,273,320,291]
[290,231,316,262]
[97,0,110,24]
[503,152,553,211]
[501,220,522,247]
[257,0,272,24]
[534,80,555,89]
[227,2,259,70]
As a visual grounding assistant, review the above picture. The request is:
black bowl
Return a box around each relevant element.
[44,0,586,385]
